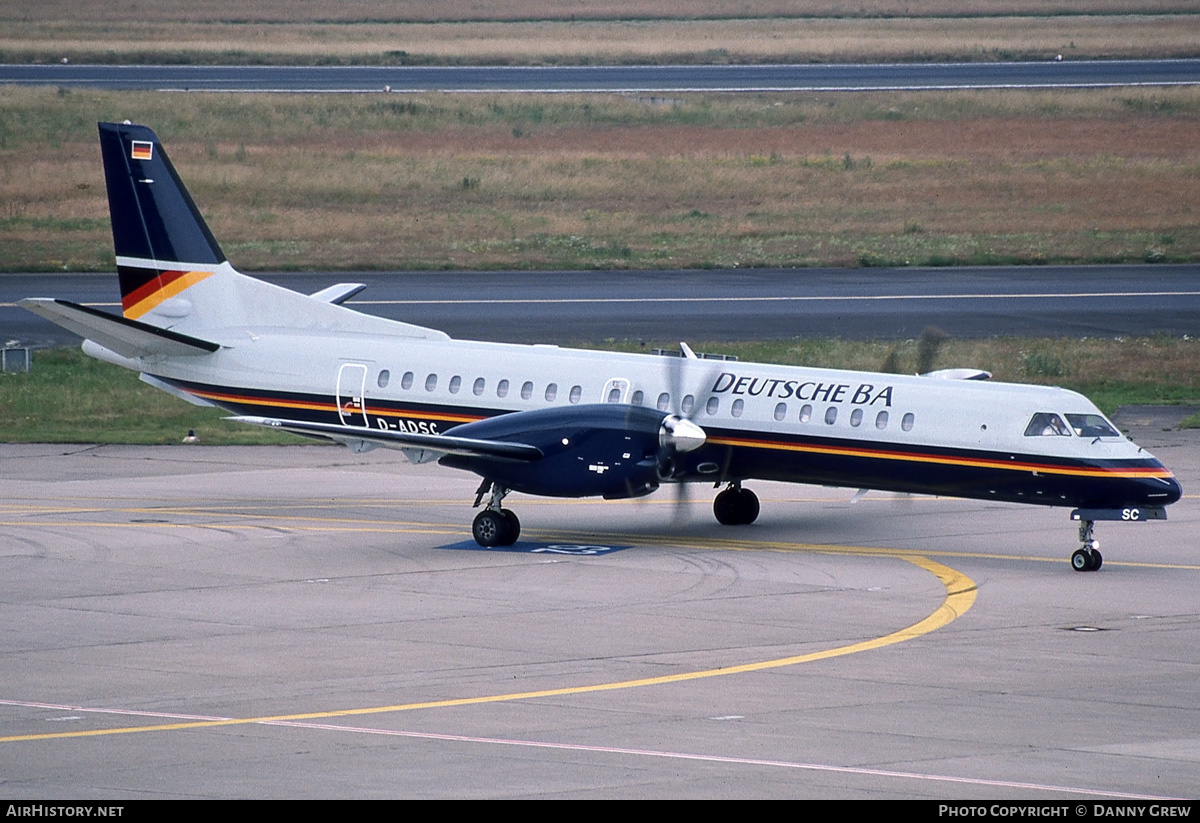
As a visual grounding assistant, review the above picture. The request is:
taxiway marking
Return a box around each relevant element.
[0,553,973,743]
[3,500,1199,570]
[0,699,1177,800]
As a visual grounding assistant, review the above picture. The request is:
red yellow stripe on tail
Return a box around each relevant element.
[121,269,213,319]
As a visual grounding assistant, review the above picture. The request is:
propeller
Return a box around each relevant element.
[880,326,949,375]
[861,326,956,503]
[656,341,719,524]
[916,326,949,375]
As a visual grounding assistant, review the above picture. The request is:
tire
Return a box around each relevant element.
[500,509,521,546]
[714,489,740,525]
[736,488,760,525]
[1071,549,1092,572]
[473,510,509,547]
[714,487,760,526]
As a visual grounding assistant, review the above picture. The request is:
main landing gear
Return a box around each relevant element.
[468,479,763,546]
[472,480,520,547]
[713,483,760,526]
[1071,519,1102,572]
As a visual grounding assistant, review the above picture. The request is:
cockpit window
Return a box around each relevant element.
[1024,412,1071,437]
[1065,413,1120,438]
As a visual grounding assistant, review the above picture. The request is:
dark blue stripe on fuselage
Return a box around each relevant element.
[157,375,1179,510]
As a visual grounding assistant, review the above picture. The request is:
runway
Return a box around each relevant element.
[5,265,1200,346]
[4,60,1200,93]
[1,413,1196,798]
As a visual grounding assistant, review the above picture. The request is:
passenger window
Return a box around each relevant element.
[875,410,888,430]
[425,373,437,391]
[545,383,558,402]
[681,395,695,415]
[657,392,670,412]
[449,375,461,394]
[569,385,582,404]
[497,379,509,398]
[377,369,390,388]
[631,390,643,406]
[774,402,787,421]
[521,381,533,400]
[825,407,837,425]
[850,408,863,427]
[902,412,915,432]
[799,404,812,423]
[731,399,744,418]
[473,377,485,396]
[401,371,414,390]
[607,387,621,403]
[706,396,719,415]
[1024,412,1070,437]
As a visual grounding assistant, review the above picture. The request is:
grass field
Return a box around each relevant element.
[2,338,1196,444]
[8,1,1196,23]
[2,3,1194,435]
[2,0,1197,65]
[5,16,1198,66]
[2,86,1198,272]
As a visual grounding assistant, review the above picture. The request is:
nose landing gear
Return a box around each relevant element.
[1070,519,1102,572]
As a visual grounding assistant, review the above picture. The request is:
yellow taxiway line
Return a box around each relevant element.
[0,552,974,744]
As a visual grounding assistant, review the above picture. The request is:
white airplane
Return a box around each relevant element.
[22,123,1181,570]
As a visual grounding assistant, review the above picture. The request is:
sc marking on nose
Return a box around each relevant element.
[1072,506,1165,524]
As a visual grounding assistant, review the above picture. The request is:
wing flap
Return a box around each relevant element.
[229,415,543,461]
[20,298,219,358]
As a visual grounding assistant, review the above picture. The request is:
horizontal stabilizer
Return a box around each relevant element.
[19,298,219,359]
[920,368,992,381]
[309,283,366,304]
[229,415,544,461]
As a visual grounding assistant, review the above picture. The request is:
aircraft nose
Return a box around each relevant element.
[1134,467,1182,507]
[1159,474,1183,506]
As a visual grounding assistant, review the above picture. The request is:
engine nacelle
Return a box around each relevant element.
[439,404,700,498]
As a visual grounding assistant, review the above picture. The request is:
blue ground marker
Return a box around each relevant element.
[437,540,629,555]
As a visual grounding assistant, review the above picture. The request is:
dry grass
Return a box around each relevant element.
[4,1,1194,24]
[4,17,1196,65]
[2,87,1198,271]
[2,2,1197,64]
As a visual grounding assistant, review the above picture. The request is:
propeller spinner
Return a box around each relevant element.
[659,414,706,454]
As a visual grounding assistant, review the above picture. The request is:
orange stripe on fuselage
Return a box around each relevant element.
[173,383,1173,483]
[706,435,1175,480]
[183,387,484,425]
[123,270,213,319]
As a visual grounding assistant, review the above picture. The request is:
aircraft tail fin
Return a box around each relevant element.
[99,122,231,321]
[26,122,448,344]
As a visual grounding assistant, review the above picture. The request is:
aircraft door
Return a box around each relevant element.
[336,363,369,426]
[602,377,630,403]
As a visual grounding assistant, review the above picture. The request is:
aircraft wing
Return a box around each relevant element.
[20,298,219,358]
[228,415,544,461]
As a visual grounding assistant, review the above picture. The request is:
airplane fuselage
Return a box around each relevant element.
[104,321,1180,512]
